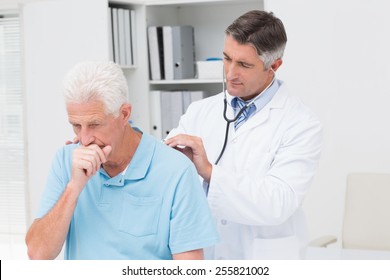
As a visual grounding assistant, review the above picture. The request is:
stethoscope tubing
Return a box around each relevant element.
[214,98,248,165]
[214,71,276,165]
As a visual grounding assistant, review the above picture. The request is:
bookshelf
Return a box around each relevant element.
[108,1,263,133]
[125,0,263,133]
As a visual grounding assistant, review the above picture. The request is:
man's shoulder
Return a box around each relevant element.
[153,138,193,168]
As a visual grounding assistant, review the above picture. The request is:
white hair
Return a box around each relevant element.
[259,44,286,70]
[63,61,128,117]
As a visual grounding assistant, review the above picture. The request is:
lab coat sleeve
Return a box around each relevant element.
[208,114,323,226]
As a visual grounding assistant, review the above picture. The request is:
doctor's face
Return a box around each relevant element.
[223,35,275,101]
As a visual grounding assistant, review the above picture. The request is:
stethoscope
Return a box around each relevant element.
[214,68,276,165]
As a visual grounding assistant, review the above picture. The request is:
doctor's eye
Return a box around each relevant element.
[239,62,252,68]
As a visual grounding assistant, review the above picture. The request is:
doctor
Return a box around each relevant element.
[165,10,323,259]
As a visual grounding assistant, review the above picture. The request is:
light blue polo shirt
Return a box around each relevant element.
[37,130,219,259]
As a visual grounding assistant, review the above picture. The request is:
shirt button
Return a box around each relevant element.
[221,219,227,225]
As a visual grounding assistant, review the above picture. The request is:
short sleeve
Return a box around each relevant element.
[36,146,72,218]
[169,164,219,254]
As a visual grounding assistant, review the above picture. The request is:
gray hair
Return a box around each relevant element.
[63,61,128,117]
[225,10,287,70]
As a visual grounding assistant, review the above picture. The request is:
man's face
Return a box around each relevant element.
[223,35,274,101]
[67,100,124,155]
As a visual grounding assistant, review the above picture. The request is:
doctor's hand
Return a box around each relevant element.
[69,144,112,194]
[165,134,212,183]
[65,136,80,145]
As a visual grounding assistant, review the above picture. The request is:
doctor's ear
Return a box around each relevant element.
[270,59,283,72]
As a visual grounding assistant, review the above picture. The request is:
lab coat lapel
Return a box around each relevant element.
[230,86,288,140]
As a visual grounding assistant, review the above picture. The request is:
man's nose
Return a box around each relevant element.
[226,63,238,80]
[79,128,95,146]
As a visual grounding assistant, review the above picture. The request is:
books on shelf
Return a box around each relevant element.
[148,25,195,81]
[108,6,136,67]
[150,90,204,139]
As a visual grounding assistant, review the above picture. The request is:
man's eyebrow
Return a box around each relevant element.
[68,119,102,125]
[223,52,255,66]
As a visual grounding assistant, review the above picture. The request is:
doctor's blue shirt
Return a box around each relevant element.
[37,131,219,259]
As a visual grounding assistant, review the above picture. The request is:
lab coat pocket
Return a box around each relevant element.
[252,236,300,259]
[119,192,162,237]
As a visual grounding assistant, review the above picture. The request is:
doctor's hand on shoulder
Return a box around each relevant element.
[165,134,212,183]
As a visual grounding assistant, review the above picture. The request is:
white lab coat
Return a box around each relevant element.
[168,80,323,259]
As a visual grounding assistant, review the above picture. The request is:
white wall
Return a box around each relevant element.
[265,0,390,245]
[21,0,109,224]
[3,0,390,255]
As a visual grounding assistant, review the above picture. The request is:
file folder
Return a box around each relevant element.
[163,26,195,80]
[148,26,164,80]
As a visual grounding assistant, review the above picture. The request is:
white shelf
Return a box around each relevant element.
[144,0,259,6]
[121,65,137,70]
[150,78,222,85]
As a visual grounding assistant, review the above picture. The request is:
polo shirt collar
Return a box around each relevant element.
[100,128,155,186]
[125,128,154,180]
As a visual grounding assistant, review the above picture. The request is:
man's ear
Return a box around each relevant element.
[120,103,132,125]
[271,59,283,72]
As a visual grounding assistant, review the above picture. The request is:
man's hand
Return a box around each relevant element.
[70,144,112,193]
[165,134,212,183]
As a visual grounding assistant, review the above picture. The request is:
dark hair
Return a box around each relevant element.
[225,10,287,69]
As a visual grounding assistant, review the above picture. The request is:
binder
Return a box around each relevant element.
[150,90,162,139]
[111,8,120,64]
[182,91,204,112]
[124,9,132,66]
[150,90,188,139]
[148,26,164,80]
[168,91,184,132]
[182,91,192,113]
[108,7,114,62]
[117,8,126,66]
[130,10,136,66]
[191,91,205,102]
[163,26,174,80]
[163,26,195,80]
[160,91,172,137]
[156,26,165,79]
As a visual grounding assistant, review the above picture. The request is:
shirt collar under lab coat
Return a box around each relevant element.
[225,78,280,115]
